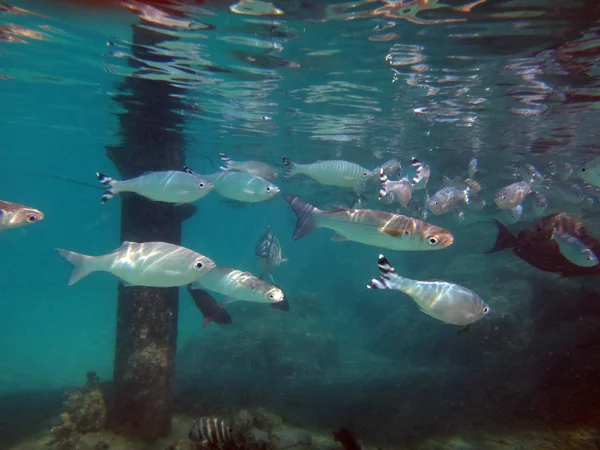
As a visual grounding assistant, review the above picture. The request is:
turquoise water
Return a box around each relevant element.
[2,1,600,449]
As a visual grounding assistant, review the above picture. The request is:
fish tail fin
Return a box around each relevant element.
[282,195,320,240]
[282,157,296,179]
[411,157,425,186]
[96,172,118,203]
[378,168,388,199]
[367,254,397,290]
[485,220,518,254]
[463,186,471,205]
[56,248,94,286]
[219,152,233,171]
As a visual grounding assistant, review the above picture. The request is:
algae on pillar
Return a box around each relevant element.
[106,20,186,441]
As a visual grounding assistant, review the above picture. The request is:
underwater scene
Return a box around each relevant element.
[2,0,600,449]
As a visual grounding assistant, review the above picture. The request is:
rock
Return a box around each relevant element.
[93,441,110,450]
[253,407,283,430]
[244,428,271,449]
[271,427,312,450]
[232,408,254,433]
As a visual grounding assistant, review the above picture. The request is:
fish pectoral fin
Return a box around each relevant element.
[331,233,348,242]
[354,183,366,195]
[269,274,276,283]
[203,317,212,327]
[280,258,289,263]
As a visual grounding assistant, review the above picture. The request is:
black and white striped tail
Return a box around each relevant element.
[282,157,295,179]
[96,172,116,204]
[411,157,424,186]
[378,168,388,200]
[366,254,396,289]
[219,152,232,171]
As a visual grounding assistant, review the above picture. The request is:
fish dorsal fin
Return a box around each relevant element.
[118,241,135,250]
[237,274,260,289]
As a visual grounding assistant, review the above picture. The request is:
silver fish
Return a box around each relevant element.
[191,266,285,304]
[96,169,213,204]
[367,254,490,326]
[255,227,287,282]
[0,200,44,232]
[556,162,573,181]
[427,186,470,216]
[378,169,412,207]
[410,157,430,190]
[56,241,216,287]
[282,157,373,191]
[374,158,401,178]
[495,181,531,209]
[283,195,454,251]
[219,152,279,181]
[518,164,545,187]
[552,232,599,267]
[532,192,547,217]
[577,158,600,187]
[199,169,280,203]
[468,157,478,178]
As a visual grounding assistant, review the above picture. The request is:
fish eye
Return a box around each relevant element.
[268,293,274,299]
[434,201,439,205]
[26,214,38,223]
[427,237,438,245]
[580,167,586,173]
[198,182,205,188]
[194,261,203,270]
[482,306,490,314]
[266,186,272,192]
[501,195,506,200]
[363,171,369,176]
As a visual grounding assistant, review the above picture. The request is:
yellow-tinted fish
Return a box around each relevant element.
[494,181,531,209]
[0,200,44,232]
[283,195,453,251]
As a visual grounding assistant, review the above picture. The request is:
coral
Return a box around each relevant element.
[63,373,107,433]
[46,412,88,450]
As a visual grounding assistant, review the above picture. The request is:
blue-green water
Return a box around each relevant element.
[2,1,600,449]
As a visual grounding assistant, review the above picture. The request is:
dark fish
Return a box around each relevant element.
[187,284,232,327]
[188,417,234,447]
[333,427,365,450]
[485,213,600,277]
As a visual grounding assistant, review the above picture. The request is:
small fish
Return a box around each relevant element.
[96,169,213,204]
[367,254,490,326]
[556,162,573,181]
[188,417,234,447]
[410,157,430,190]
[191,266,285,304]
[468,157,478,178]
[577,158,600,187]
[518,163,545,187]
[333,427,365,450]
[0,200,44,232]
[378,169,412,207]
[427,186,470,216]
[532,192,547,217]
[195,169,279,203]
[454,209,466,223]
[551,232,599,267]
[509,204,523,222]
[255,227,288,282]
[186,284,232,327]
[555,182,587,204]
[219,152,279,181]
[374,158,401,178]
[282,157,373,192]
[56,241,216,287]
[283,195,453,251]
[494,181,531,209]
[464,178,481,193]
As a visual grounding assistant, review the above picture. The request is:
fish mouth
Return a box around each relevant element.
[271,186,281,194]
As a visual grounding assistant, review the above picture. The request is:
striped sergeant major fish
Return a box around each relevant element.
[188,417,234,447]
